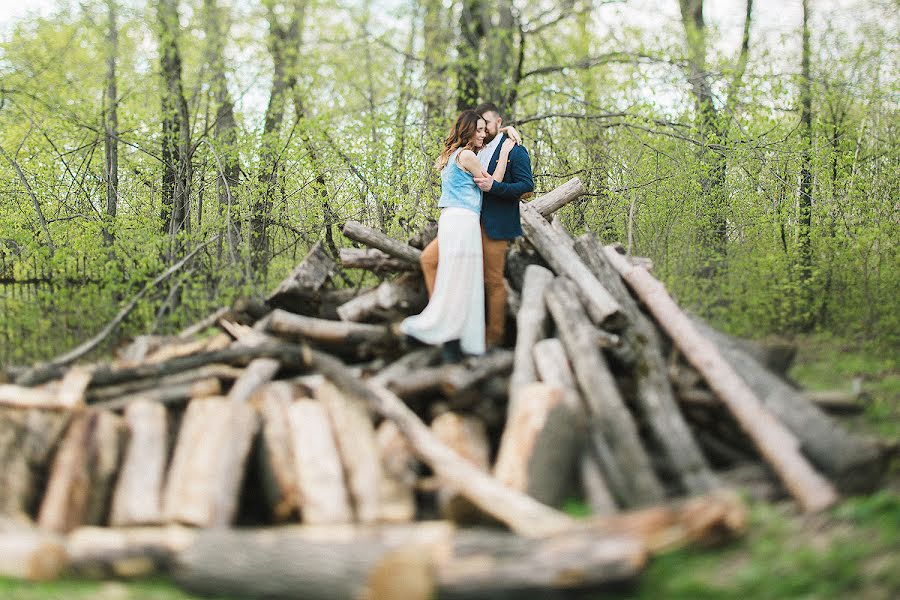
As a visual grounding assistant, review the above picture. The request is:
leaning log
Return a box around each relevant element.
[287,399,354,524]
[690,316,885,493]
[318,381,383,524]
[602,246,838,512]
[0,408,70,519]
[492,382,581,508]
[545,277,665,507]
[342,221,422,265]
[431,412,491,523]
[110,401,168,526]
[375,421,417,523]
[260,309,395,357]
[162,397,259,527]
[520,203,624,328]
[340,248,418,273]
[267,241,336,313]
[304,349,575,537]
[528,177,585,217]
[509,265,554,395]
[575,233,718,495]
[38,411,124,533]
[252,382,302,521]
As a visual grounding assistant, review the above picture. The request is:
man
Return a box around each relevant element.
[420,102,534,350]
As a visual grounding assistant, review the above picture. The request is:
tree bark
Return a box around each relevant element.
[110,401,168,526]
[0,529,67,581]
[602,246,838,512]
[66,525,196,579]
[336,274,426,323]
[375,421,417,522]
[260,309,396,357]
[318,380,383,524]
[102,0,119,245]
[162,397,259,526]
[509,265,554,394]
[157,0,192,256]
[287,399,354,524]
[225,357,280,403]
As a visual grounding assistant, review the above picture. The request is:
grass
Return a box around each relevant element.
[3,334,898,600]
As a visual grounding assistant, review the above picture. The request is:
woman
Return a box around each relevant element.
[400,110,516,357]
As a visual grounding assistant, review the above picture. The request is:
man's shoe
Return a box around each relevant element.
[441,339,464,364]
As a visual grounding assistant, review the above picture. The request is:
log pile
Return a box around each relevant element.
[0,177,889,598]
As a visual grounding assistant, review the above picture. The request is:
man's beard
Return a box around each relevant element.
[483,130,498,144]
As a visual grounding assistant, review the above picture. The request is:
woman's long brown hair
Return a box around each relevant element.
[434,110,483,171]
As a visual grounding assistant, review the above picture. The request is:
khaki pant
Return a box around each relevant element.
[420,227,509,347]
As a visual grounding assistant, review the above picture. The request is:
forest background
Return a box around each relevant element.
[0,0,896,366]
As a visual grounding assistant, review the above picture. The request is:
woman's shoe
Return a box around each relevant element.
[441,339,464,363]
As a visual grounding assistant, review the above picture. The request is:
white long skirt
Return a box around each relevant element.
[400,207,485,355]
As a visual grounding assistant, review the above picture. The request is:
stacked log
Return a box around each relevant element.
[0,176,889,598]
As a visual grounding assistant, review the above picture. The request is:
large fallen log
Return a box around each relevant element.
[173,524,439,600]
[172,521,645,600]
[66,525,197,579]
[304,349,575,537]
[545,276,665,507]
[602,246,838,512]
[342,221,422,265]
[520,203,624,328]
[110,401,168,526]
[575,233,719,495]
[689,317,885,493]
[86,364,243,403]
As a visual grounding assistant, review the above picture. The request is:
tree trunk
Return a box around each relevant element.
[336,275,426,323]
[157,0,192,257]
[66,525,196,579]
[266,241,336,313]
[102,0,118,245]
[456,0,484,110]
[796,0,814,330]
[431,411,492,524]
[375,421,417,522]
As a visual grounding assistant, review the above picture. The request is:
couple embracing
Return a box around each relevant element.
[401,103,534,360]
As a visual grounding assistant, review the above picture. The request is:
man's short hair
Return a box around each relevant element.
[475,102,502,118]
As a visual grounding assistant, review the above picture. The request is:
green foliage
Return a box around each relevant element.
[0,0,897,364]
